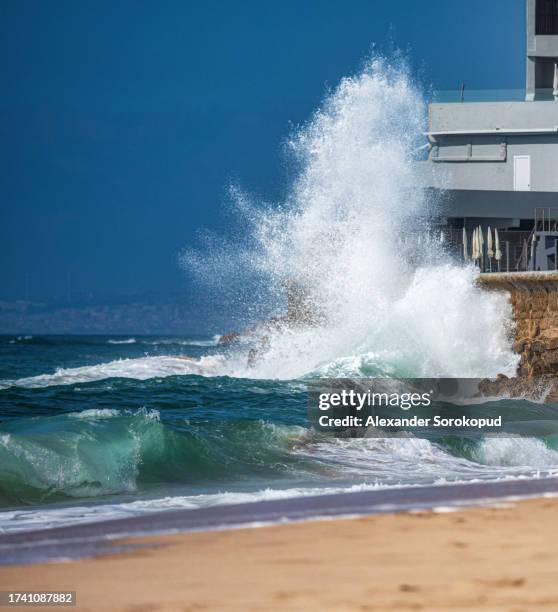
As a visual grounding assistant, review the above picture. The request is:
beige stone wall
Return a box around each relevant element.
[479,272,558,378]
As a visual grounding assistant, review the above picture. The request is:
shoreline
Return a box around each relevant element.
[2,496,558,610]
[2,476,558,566]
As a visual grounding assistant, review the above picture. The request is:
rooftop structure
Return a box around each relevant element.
[424,0,558,227]
[527,0,558,100]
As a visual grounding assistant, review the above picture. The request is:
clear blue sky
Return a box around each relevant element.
[0,0,525,301]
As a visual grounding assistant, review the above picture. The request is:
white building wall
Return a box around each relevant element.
[426,102,558,193]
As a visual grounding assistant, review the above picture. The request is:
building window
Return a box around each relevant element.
[536,0,558,35]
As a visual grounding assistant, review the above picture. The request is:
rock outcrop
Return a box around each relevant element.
[217,279,321,365]
[479,271,558,378]
[478,373,558,403]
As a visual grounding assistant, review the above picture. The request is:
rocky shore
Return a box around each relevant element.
[479,272,558,378]
[478,272,558,402]
[218,279,320,355]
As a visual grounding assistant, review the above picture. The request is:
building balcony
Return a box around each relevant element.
[431,89,557,103]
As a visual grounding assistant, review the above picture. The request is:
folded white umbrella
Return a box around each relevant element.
[472,228,479,262]
[474,226,483,268]
[487,226,494,258]
[495,228,502,261]
[462,227,468,260]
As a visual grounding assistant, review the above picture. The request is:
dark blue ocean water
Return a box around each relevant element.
[1,334,558,534]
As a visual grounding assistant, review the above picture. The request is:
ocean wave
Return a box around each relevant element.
[0,355,230,390]
[69,408,129,419]
[0,60,518,387]
[0,412,305,506]
[1,396,558,529]
[179,56,518,381]
[3,404,556,509]
[141,335,222,347]
[294,434,558,485]
[0,408,161,504]
[6,336,55,346]
[0,482,416,534]
[8,336,34,344]
[473,436,558,468]
[2,471,558,535]
[105,335,222,348]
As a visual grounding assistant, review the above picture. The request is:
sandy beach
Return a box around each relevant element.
[1,496,557,611]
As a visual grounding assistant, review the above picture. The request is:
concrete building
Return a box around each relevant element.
[424,0,558,262]
[527,0,558,100]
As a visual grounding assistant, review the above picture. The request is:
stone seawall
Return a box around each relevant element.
[478,272,558,378]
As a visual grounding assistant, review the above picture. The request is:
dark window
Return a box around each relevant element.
[536,0,558,35]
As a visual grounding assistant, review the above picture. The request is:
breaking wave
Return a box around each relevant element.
[180,55,518,381]
[0,408,307,506]
[1,57,517,391]
[0,55,538,537]
[1,403,557,530]
[0,356,229,390]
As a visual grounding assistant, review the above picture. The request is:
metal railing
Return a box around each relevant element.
[435,209,558,273]
[534,207,558,233]
[440,228,532,272]
[536,1,558,35]
[431,88,556,104]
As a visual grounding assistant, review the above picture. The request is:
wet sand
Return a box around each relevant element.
[3,478,558,565]
[2,496,558,611]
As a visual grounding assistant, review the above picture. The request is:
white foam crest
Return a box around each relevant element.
[66,408,160,421]
[2,474,557,534]
[142,335,222,347]
[182,56,518,380]
[295,434,558,489]
[8,336,33,344]
[107,338,137,345]
[182,338,220,347]
[0,485,383,533]
[474,437,558,468]
[4,59,519,389]
[0,355,229,389]
[70,408,121,419]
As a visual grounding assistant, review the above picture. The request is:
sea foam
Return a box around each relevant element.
[182,56,518,380]
[2,57,519,390]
